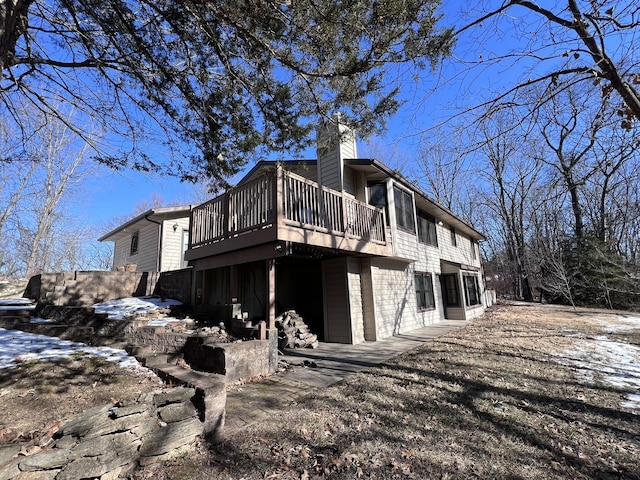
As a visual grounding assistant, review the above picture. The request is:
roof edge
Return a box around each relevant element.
[98,205,193,242]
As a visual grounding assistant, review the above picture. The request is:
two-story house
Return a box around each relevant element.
[185,119,488,344]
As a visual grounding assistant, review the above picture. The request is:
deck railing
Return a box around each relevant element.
[190,167,387,249]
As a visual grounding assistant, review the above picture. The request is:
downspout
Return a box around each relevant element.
[145,214,163,272]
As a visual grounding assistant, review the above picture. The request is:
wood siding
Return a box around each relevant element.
[346,257,365,344]
[322,258,352,343]
[360,258,377,341]
[370,258,416,339]
[160,217,190,271]
[112,223,159,272]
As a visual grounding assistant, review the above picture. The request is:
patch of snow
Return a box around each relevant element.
[0,328,158,381]
[557,335,640,413]
[92,296,182,320]
[30,317,55,324]
[0,298,35,310]
[557,327,586,338]
[147,317,182,327]
[622,394,640,410]
[594,314,640,333]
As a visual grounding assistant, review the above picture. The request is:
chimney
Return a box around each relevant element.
[316,114,357,192]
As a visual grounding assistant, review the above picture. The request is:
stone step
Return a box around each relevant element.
[142,362,226,438]
[139,352,185,367]
[0,309,32,318]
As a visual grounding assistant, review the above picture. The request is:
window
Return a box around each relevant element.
[471,240,477,260]
[393,186,415,232]
[464,275,481,307]
[368,183,389,224]
[130,232,139,255]
[450,226,457,246]
[417,211,438,246]
[443,274,459,307]
[368,183,387,210]
[415,272,435,310]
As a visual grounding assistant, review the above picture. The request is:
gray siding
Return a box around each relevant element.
[360,258,377,341]
[112,222,159,272]
[370,258,416,339]
[346,257,365,344]
[343,167,356,196]
[318,147,342,191]
[316,120,358,193]
[322,258,352,343]
[160,217,190,271]
[135,223,160,272]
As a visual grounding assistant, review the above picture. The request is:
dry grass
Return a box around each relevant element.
[136,303,640,480]
[0,356,160,444]
[2,303,638,479]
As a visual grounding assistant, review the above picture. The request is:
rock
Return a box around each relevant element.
[19,449,69,471]
[158,403,197,424]
[0,444,20,466]
[68,431,140,460]
[0,458,20,480]
[153,387,195,407]
[13,469,59,479]
[139,417,203,458]
[109,404,148,419]
[56,405,112,438]
[84,410,152,440]
[137,443,192,467]
[130,418,159,439]
[56,446,137,480]
[100,466,124,480]
[52,436,76,450]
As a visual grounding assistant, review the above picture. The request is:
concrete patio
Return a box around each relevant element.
[224,320,469,433]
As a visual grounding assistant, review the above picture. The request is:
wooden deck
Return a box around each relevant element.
[185,167,392,261]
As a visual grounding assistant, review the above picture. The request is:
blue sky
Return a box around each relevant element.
[80,0,558,235]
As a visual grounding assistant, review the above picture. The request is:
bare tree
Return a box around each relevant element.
[22,135,91,276]
[0,105,96,277]
[477,110,543,300]
[416,125,474,219]
[454,0,640,126]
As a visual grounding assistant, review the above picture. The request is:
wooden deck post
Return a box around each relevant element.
[266,258,276,329]
[275,165,284,229]
[229,264,238,302]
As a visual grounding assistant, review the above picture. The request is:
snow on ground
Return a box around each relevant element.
[0,296,187,377]
[91,296,182,320]
[594,314,640,333]
[557,316,640,413]
[0,328,159,381]
[0,298,35,310]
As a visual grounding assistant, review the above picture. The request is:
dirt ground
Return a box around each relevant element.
[0,356,161,449]
[2,302,639,479]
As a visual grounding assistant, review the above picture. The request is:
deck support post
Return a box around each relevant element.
[229,264,238,302]
[266,258,276,329]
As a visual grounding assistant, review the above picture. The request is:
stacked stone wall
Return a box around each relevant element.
[23,269,192,307]
[0,387,207,480]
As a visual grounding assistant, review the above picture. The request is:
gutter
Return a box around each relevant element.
[145,214,163,272]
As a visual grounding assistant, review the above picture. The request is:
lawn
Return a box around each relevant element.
[2,303,639,479]
[135,303,640,479]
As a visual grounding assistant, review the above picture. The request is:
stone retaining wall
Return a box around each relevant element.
[24,269,192,307]
[184,332,278,383]
[0,387,208,480]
